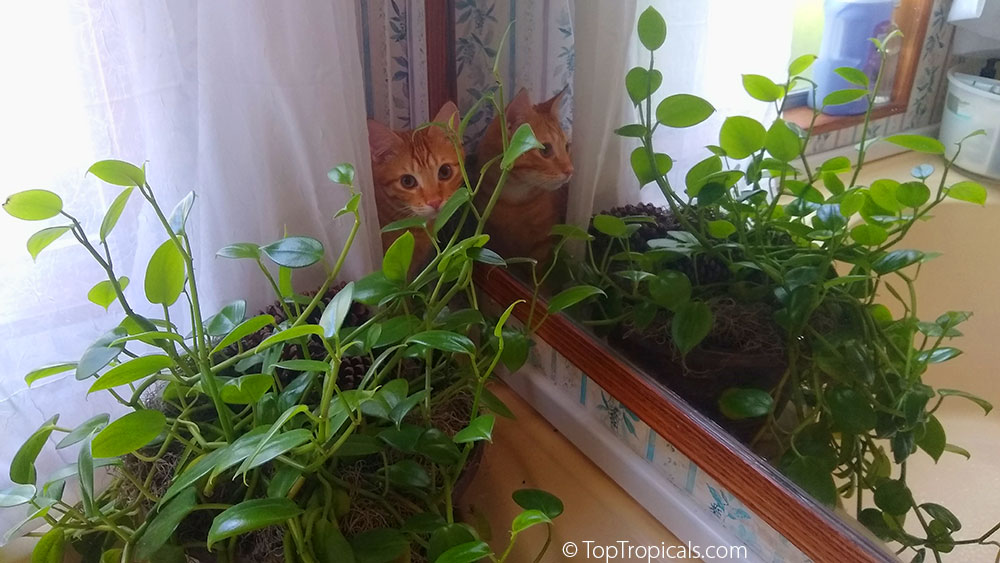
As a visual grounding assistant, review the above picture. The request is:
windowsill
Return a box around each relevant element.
[783,102,908,135]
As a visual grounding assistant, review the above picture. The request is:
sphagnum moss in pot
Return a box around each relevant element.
[551,7,1000,561]
[0,62,577,561]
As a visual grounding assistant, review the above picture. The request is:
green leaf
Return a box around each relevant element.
[637,6,666,50]
[615,124,648,137]
[383,230,414,282]
[237,405,310,476]
[24,362,77,387]
[216,242,261,260]
[314,518,356,563]
[211,314,275,355]
[10,415,58,485]
[236,429,311,474]
[386,459,431,489]
[145,240,186,306]
[78,433,95,516]
[885,134,945,154]
[221,374,274,404]
[764,119,801,162]
[512,488,564,520]
[3,189,63,220]
[947,181,987,205]
[436,541,492,563]
[625,67,663,106]
[26,226,71,261]
[850,224,888,246]
[592,214,627,237]
[135,488,197,560]
[944,443,971,459]
[88,160,145,187]
[434,187,470,235]
[819,156,852,173]
[822,171,845,195]
[921,503,961,532]
[328,163,356,186]
[780,454,837,505]
[719,116,765,159]
[350,528,409,563]
[547,285,605,314]
[742,74,783,102]
[629,148,672,186]
[31,527,65,563]
[918,347,962,364]
[91,410,166,458]
[656,94,715,128]
[261,236,324,269]
[56,413,110,449]
[319,282,354,339]
[835,66,869,87]
[501,123,544,169]
[511,509,551,533]
[938,388,992,414]
[718,388,773,419]
[381,216,428,232]
[168,191,196,235]
[917,415,946,462]
[254,324,324,353]
[88,355,173,393]
[827,387,876,434]
[874,479,913,516]
[896,181,930,207]
[671,301,713,355]
[406,330,474,355]
[685,156,723,194]
[454,415,496,444]
[100,187,134,241]
[872,249,923,274]
[0,484,36,508]
[87,277,129,310]
[207,498,303,549]
[788,54,817,75]
[822,88,868,107]
[205,300,247,337]
[481,387,515,419]
[648,271,691,310]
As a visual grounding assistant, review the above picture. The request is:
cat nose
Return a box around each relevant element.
[427,198,443,210]
[562,164,574,178]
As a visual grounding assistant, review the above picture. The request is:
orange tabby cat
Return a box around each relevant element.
[476,88,573,267]
[367,102,463,272]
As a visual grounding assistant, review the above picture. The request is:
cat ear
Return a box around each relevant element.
[367,120,403,161]
[506,87,533,126]
[538,86,568,116]
[432,101,459,129]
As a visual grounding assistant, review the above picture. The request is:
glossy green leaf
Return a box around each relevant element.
[629,148,672,186]
[91,410,166,458]
[512,488,564,519]
[207,498,303,549]
[850,224,888,246]
[434,187,470,235]
[416,428,461,465]
[56,413,110,449]
[788,54,817,75]
[211,314,275,355]
[742,74,783,102]
[26,226,71,261]
[718,388,773,419]
[501,123,544,169]
[872,249,923,274]
[938,388,992,414]
[205,300,247,337]
[145,240,185,306]
[237,405,309,476]
[253,324,324,353]
[921,503,961,532]
[615,124,648,137]
[592,214,627,237]
[896,181,930,207]
[625,67,663,106]
[165,191,196,235]
[822,88,868,107]
[24,363,77,387]
[88,355,173,393]
[383,230,414,282]
[656,94,715,128]
[406,330,475,355]
[319,282,354,339]
[454,415,496,444]
[918,347,962,364]
[328,163,356,186]
[3,189,63,220]
[100,187,134,241]
[671,301,713,355]
[835,66,869,87]
[10,415,58,485]
[30,527,65,563]
[885,134,945,154]
[216,242,261,260]
[261,236,324,269]
[88,160,145,187]
[0,484,36,508]
[874,479,913,516]
[87,277,129,310]
[386,459,431,489]
[719,116,765,159]
[135,488,197,559]
[511,509,551,533]
[381,216,427,233]
[947,181,987,205]
[221,373,274,404]
[546,285,605,314]
[435,541,492,563]
[765,119,801,162]
[828,387,876,434]
[637,6,666,50]
[917,414,946,462]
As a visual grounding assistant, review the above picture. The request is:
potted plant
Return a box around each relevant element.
[552,7,998,561]
[0,61,575,561]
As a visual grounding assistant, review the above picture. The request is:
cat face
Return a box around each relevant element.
[505,88,573,192]
[368,102,463,219]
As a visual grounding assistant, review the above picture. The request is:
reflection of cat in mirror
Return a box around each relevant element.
[476,87,573,268]
[367,102,462,271]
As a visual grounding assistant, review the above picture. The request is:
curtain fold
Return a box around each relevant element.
[0,0,376,536]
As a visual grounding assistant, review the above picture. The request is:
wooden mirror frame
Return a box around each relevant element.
[423,2,898,560]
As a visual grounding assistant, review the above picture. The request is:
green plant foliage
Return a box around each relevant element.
[27,226,71,261]
[3,189,63,221]
[261,236,325,268]
[145,240,186,306]
[656,94,715,128]
[91,410,166,458]
[719,116,765,159]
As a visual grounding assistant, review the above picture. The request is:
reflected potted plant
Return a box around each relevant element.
[554,7,997,560]
[0,64,571,561]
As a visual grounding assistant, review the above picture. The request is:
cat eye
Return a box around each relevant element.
[400,174,418,189]
[437,164,453,180]
[539,143,554,158]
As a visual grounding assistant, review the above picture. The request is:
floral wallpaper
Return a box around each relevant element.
[805,0,957,154]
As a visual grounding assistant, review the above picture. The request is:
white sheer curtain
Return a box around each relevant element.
[569,0,794,214]
[0,0,377,535]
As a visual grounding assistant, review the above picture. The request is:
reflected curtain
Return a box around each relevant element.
[0,0,378,535]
